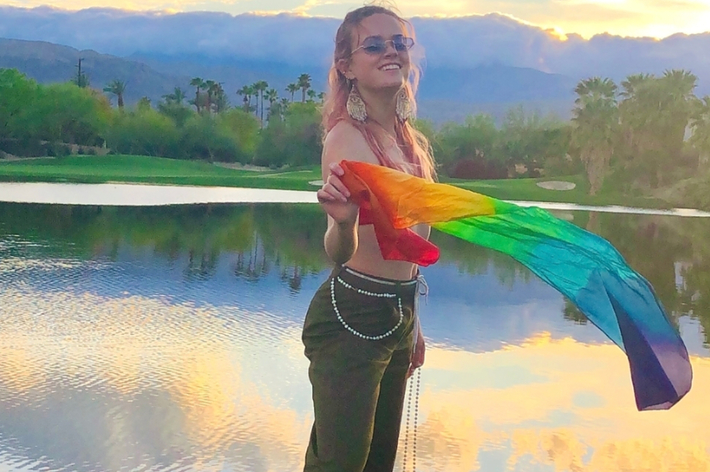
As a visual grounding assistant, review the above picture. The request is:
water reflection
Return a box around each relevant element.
[1,202,710,471]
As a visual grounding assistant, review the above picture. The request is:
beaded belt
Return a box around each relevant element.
[330,267,418,341]
[331,266,426,471]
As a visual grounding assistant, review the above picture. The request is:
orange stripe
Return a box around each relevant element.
[341,161,497,228]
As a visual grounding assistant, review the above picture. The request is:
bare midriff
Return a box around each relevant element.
[343,222,430,281]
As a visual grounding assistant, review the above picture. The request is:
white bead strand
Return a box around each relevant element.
[330,277,404,341]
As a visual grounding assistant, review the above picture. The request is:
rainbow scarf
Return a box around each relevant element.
[340,160,692,411]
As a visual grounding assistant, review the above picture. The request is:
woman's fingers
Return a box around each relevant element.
[317,173,350,203]
[327,174,350,199]
[329,162,344,177]
[318,181,347,202]
[316,189,334,202]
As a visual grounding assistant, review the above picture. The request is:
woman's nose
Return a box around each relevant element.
[383,41,398,57]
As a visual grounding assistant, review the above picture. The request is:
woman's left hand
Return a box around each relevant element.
[408,334,425,378]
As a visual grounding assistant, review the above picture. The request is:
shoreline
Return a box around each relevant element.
[2,181,709,217]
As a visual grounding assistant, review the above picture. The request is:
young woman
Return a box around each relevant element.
[301,5,436,471]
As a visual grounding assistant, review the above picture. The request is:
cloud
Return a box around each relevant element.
[4,0,710,37]
[3,281,710,471]
[1,6,710,91]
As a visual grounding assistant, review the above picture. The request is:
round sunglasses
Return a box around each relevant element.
[352,35,415,55]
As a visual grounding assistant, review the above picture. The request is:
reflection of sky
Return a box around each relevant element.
[2,227,710,471]
[4,236,704,354]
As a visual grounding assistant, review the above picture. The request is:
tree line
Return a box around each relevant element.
[2,66,710,205]
[571,71,710,199]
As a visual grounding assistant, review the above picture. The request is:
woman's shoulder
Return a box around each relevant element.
[324,121,365,147]
[323,121,379,165]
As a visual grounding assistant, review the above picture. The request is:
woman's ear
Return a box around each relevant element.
[337,59,355,81]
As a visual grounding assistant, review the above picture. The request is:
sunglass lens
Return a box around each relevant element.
[361,38,386,54]
[396,37,414,51]
[364,43,386,54]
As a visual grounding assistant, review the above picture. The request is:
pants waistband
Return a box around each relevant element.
[332,265,418,298]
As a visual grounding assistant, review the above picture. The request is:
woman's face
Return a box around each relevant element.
[343,13,411,92]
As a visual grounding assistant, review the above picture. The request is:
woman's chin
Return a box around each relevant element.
[370,80,406,92]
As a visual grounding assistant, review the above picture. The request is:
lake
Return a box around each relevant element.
[0,199,709,472]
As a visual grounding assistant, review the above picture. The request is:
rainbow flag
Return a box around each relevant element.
[339,160,692,411]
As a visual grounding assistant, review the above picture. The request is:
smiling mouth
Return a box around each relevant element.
[379,64,401,71]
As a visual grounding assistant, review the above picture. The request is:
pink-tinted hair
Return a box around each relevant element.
[321,5,436,181]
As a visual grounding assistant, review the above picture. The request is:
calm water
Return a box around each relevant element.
[1,202,709,472]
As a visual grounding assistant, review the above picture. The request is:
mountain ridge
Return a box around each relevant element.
[1,38,577,122]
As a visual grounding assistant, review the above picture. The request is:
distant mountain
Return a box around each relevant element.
[0,38,190,105]
[130,53,578,121]
[1,38,576,122]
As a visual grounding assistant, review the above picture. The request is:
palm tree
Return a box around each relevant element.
[618,73,654,156]
[162,86,187,105]
[317,92,326,104]
[273,97,290,121]
[618,70,698,187]
[204,80,217,114]
[297,74,312,103]
[656,69,699,184]
[237,85,252,112]
[572,77,619,195]
[690,96,710,171]
[212,83,228,113]
[286,83,299,102]
[252,80,269,123]
[265,88,278,119]
[190,77,205,113]
[103,79,127,109]
[307,89,317,102]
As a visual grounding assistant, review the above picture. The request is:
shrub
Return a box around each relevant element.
[449,158,507,180]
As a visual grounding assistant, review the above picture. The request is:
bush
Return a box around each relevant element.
[449,157,507,180]
[178,115,247,163]
[105,108,180,157]
[253,102,322,167]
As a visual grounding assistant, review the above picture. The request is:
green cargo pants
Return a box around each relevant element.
[302,265,417,472]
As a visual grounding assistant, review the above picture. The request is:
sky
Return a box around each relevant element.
[1,0,710,39]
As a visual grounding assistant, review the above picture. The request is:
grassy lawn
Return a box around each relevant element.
[441,175,669,208]
[0,154,669,208]
[0,155,323,191]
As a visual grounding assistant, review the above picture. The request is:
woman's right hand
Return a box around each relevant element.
[317,163,359,224]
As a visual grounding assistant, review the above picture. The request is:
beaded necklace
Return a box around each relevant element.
[402,367,421,472]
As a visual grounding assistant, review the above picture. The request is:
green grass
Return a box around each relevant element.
[0,155,322,191]
[441,175,670,208]
[0,154,670,208]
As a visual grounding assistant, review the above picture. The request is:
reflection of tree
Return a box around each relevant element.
[663,218,710,344]
[431,209,710,346]
[588,212,710,344]
[563,299,588,325]
[285,266,302,293]
[185,248,219,280]
[0,202,330,293]
[4,202,710,343]
[592,213,688,328]
[432,231,535,288]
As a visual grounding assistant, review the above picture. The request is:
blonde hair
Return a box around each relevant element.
[322,5,436,181]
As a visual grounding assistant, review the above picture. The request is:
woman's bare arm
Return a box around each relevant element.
[318,123,381,265]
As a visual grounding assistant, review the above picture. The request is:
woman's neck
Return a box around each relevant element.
[358,86,398,137]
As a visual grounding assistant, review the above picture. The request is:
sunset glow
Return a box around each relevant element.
[2,0,710,38]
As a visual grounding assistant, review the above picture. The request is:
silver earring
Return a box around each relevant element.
[347,84,368,122]
[395,88,413,122]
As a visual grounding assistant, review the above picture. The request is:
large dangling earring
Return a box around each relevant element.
[346,83,368,123]
[396,88,413,123]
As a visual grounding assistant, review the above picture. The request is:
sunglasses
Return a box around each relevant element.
[352,35,415,55]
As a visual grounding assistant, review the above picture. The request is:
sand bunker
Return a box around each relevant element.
[537,181,576,191]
